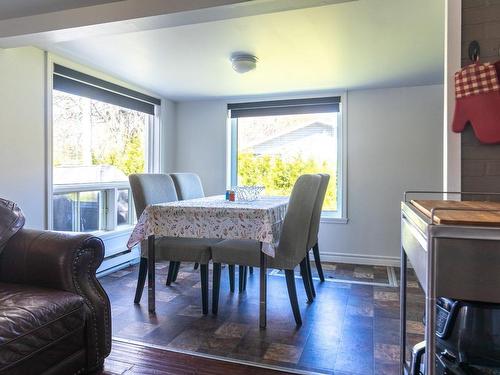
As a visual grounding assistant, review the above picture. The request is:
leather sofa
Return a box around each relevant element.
[0,229,111,375]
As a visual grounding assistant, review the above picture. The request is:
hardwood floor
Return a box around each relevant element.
[101,339,293,374]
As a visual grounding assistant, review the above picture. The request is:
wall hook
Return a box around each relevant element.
[468,40,480,62]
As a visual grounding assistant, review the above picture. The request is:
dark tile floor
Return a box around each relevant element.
[100,262,424,375]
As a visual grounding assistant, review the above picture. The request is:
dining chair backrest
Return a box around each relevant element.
[307,174,330,249]
[169,173,205,200]
[276,174,321,269]
[129,173,178,218]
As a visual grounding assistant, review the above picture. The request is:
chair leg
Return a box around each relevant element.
[239,265,245,292]
[166,261,176,286]
[134,257,148,304]
[212,263,222,314]
[194,262,199,270]
[285,269,302,326]
[307,251,316,298]
[300,258,314,303]
[228,264,235,293]
[313,243,325,282]
[172,261,181,282]
[249,266,254,275]
[243,266,248,291]
[200,264,209,315]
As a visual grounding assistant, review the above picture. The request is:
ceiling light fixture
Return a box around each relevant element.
[230,53,258,74]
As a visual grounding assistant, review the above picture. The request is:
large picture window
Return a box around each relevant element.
[51,64,160,232]
[229,97,344,216]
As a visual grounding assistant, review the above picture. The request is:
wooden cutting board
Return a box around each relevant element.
[411,199,500,227]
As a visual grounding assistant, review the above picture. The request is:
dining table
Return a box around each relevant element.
[127,195,289,328]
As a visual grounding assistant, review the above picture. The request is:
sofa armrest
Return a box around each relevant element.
[1,229,102,289]
[0,229,111,371]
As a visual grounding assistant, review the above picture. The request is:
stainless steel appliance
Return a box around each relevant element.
[410,297,500,374]
[400,192,500,375]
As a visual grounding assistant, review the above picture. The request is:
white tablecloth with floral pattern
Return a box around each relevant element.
[127,195,289,257]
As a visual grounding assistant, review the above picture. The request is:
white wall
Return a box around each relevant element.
[174,85,443,264]
[0,47,46,228]
[320,85,443,264]
[175,101,228,195]
[161,98,178,173]
[443,0,461,192]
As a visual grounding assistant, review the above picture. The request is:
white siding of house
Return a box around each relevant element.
[247,122,337,164]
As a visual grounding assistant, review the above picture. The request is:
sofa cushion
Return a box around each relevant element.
[0,283,85,372]
[0,198,25,254]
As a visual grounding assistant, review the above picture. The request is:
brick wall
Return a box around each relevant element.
[461,0,500,198]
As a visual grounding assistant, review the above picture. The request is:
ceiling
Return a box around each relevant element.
[43,0,445,101]
[0,0,122,21]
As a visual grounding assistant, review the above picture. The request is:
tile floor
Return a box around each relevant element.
[100,262,425,375]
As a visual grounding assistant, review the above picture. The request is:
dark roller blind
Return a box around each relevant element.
[228,97,341,118]
[53,64,161,115]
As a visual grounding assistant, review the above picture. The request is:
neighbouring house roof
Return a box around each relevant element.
[53,165,127,185]
[241,122,337,162]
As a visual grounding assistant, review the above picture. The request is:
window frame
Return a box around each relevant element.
[227,93,348,223]
[52,189,106,232]
[52,182,135,231]
[46,57,161,233]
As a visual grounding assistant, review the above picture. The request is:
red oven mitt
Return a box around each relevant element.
[452,61,500,143]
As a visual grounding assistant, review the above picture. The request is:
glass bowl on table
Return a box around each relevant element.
[232,186,265,202]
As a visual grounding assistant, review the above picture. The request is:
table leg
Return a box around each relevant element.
[400,242,408,374]
[148,235,156,314]
[259,242,267,329]
[426,237,437,375]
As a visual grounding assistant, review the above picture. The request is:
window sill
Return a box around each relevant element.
[320,217,349,224]
[91,225,135,240]
[320,210,348,224]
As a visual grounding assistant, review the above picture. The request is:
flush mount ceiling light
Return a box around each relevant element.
[230,53,258,74]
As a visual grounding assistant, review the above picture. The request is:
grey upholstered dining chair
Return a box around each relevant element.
[168,173,223,280]
[129,173,219,314]
[304,174,330,297]
[211,174,321,325]
[169,173,251,292]
[169,172,253,292]
[170,173,205,200]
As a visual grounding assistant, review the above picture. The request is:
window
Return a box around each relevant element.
[51,64,161,232]
[229,97,344,217]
